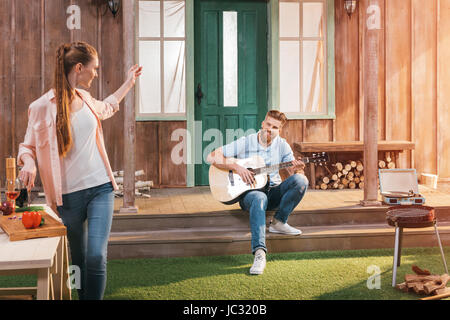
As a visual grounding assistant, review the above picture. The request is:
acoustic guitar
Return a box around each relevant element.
[209,152,329,204]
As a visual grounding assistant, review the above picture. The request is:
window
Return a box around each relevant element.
[279,0,327,116]
[137,0,186,118]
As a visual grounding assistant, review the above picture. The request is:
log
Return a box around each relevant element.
[420,288,450,300]
[347,171,355,179]
[335,162,343,172]
[358,182,364,189]
[332,182,339,189]
[412,265,431,276]
[113,169,145,177]
[116,180,153,188]
[356,161,364,172]
[338,184,345,190]
[379,160,386,168]
[320,183,328,190]
[359,175,365,182]
[135,181,154,188]
[331,174,339,181]
[345,164,352,172]
[386,152,392,163]
[341,178,349,187]
[424,274,450,295]
[395,282,409,293]
[349,182,356,189]
[350,161,357,168]
[322,177,330,184]
[387,162,396,169]
[405,274,442,283]
[354,177,361,184]
[342,169,348,175]
[413,283,426,295]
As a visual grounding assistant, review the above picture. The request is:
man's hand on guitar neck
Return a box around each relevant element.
[289,157,306,176]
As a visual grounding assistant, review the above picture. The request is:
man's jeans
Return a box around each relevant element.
[57,182,114,300]
[239,174,308,254]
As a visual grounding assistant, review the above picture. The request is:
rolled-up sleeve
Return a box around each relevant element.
[93,94,120,120]
[17,106,37,166]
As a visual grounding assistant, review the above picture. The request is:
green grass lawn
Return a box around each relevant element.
[1,247,449,300]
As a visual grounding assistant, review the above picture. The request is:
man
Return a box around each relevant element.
[207,110,308,275]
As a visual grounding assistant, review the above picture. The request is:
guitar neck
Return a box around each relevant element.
[253,157,311,175]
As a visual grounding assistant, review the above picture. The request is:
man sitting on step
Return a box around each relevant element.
[207,110,308,275]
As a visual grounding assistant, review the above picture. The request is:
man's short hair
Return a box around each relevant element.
[266,110,287,127]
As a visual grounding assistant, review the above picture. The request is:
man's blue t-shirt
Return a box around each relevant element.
[221,131,295,186]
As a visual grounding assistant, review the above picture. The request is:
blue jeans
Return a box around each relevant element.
[239,174,308,254]
[57,182,114,300]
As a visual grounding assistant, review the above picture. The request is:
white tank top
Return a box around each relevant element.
[60,102,110,195]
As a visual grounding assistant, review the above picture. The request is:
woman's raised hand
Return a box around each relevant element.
[127,64,143,86]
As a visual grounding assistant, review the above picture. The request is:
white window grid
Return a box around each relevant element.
[279,0,328,115]
[136,0,186,117]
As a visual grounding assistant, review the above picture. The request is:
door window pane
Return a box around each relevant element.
[223,11,238,107]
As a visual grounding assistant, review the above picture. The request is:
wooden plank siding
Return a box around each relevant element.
[0,1,186,189]
[0,0,449,190]
[283,0,448,182]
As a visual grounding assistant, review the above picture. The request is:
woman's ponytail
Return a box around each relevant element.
[53,42,97,157]
[54,44,73,158]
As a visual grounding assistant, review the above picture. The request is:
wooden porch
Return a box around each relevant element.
[106,185,450,260]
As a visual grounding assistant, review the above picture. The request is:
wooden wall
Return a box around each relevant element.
[283,0,450,181]
[1,0,450,191]
[0,0,186,188]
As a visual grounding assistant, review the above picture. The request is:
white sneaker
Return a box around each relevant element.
[269,219,302,235]
[249,249,266,275]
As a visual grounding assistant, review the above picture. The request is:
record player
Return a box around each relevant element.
[378,169,425,205]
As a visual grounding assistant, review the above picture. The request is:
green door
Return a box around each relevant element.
[194,0,268,186]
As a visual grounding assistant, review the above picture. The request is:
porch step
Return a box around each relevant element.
[110,206,450,232]
[107,222,450,259]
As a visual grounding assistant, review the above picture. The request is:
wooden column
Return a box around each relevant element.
[119,0,138,213]
[361,0,382,206]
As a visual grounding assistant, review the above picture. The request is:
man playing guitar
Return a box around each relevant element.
[207,110,308,275]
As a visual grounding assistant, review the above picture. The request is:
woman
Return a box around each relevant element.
[17,42,142,300]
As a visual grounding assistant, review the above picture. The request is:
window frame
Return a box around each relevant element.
[135,0,187,121]
[276,0,335,120]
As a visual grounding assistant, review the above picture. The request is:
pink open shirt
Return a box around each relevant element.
[17,88,120,212]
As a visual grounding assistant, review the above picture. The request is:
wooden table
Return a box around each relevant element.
[0,206,71,300]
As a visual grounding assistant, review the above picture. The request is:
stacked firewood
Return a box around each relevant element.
[113,169,153,198]
[315,160,365,190]
[378,152,396,170]
[396,265,450,299]
[314,154,396,190]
